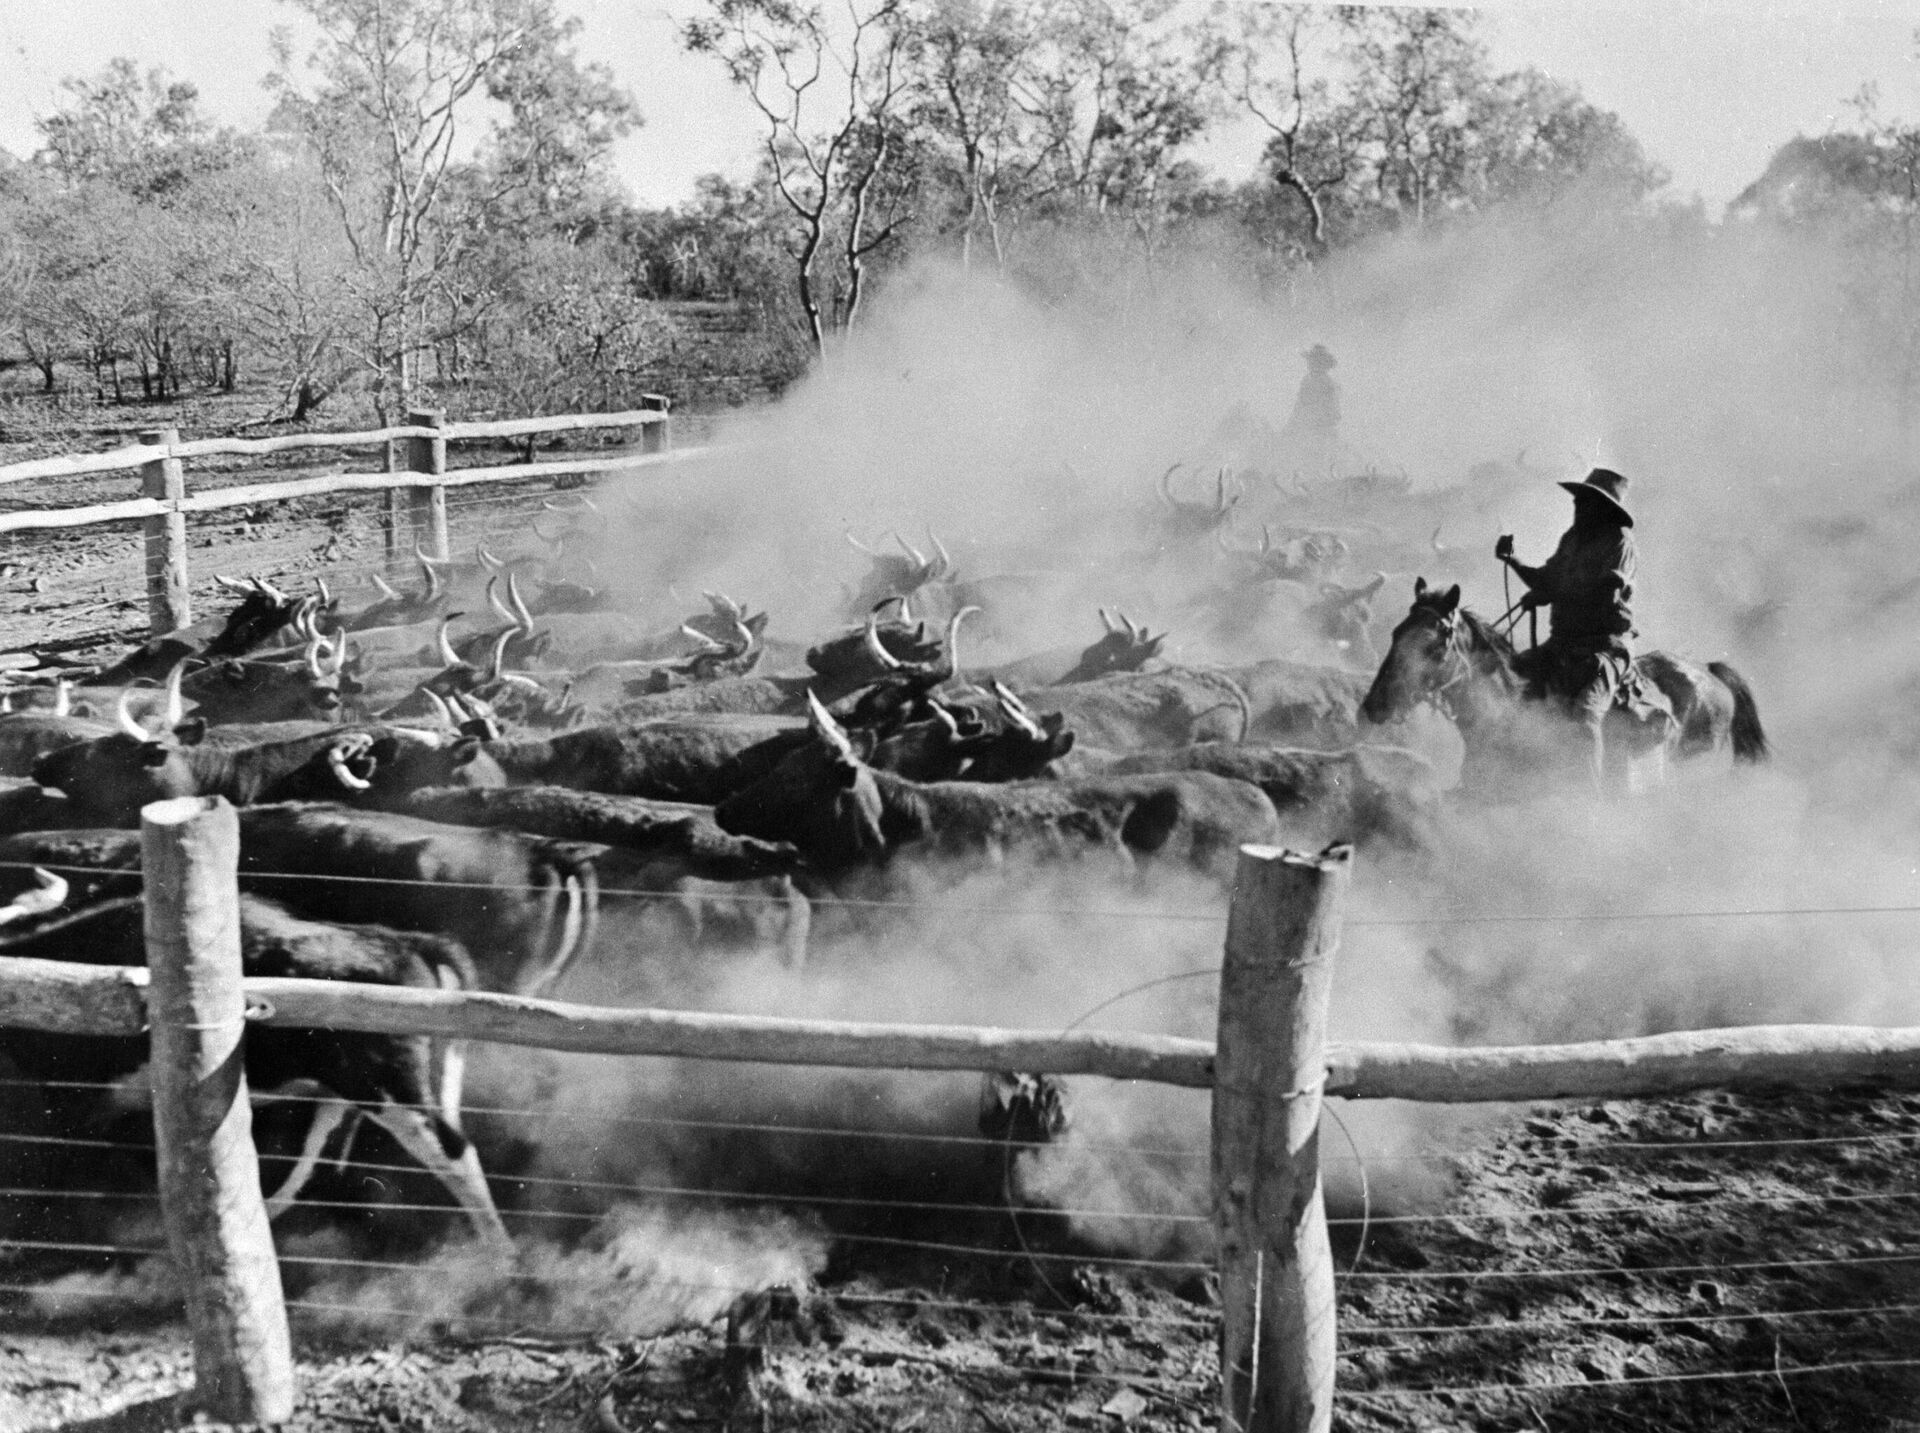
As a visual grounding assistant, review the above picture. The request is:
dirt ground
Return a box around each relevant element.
[5,1084,1920,1433]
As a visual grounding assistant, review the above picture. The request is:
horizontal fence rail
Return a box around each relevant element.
[5,953,1919,1101]
[0,407,671,486]
[0,402,694,638]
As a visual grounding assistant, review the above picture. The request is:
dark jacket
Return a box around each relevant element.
[1514,521,1635,647]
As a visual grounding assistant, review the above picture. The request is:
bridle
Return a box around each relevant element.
[1390,606,1473,721]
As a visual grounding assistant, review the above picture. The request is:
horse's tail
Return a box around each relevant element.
[1708,661,1770,764]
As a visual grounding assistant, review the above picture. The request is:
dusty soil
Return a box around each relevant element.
[5,1084,1919,1432]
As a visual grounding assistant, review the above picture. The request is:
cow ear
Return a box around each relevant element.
[173,719,207,747]
[1051,729,1076,758]
[140,743,173,768]
[1440,584,1461,613]
[449,737,480,766]
[1414,576,1429,598]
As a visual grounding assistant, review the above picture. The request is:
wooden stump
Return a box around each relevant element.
[144,794,295,1423]
[1213,842,1351,1433]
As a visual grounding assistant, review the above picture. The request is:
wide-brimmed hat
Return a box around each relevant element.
[1302,344,1337,370]
[1558,467,1632,526]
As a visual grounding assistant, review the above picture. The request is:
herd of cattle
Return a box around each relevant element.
[0,476,1465,1247]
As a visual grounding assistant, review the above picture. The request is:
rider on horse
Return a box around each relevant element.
[1495,468,1639,784]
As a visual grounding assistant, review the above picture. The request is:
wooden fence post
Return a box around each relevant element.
[139,428,191,635]
[143,794,295,1424]
[407,408,450,561]
[640,393,671,455]
[1213,843,1352,1433]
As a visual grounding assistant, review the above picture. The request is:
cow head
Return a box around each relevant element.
[1057,608,1166,684]
[714,691,889,868]
[845,528,953,614]
[959,682,1076,782]
[805,599,943,695]
[685,591,770,647]
[309,725,505,801]
[31,666,207,825]
[203,576,303,658]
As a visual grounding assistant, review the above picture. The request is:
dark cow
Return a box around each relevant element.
[714,693,1279,876]
[1027,667,1251,749]
[92,578,305,685]
[1216,658,1369,747]
[398,786,798,881]
[607,607,958,720]
[176,629,359,725]
[0,873,507,1247]
[982,609,1167,689]
[844,529,953,616]
[483,714,805,802]
[30,675,494,825]
[1072,742,1437,851]
[341,555,451,631]
[236,803,600,996]
[0,713,116,777]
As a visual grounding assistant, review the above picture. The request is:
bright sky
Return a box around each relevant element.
[2,1,1919,213]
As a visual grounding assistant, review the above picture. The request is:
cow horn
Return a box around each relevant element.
[328,742,373,792]
[476,544,503,572]
[370,572,400,600]
[704,591,743,620]
[435,618,461,668]
[0,692,12,714]
[418,555,445,601]
[992,679,1043,739]
[892,530,926,567]
[163,663,186,729]
[1157,464,1180,508]
[927,528,952,575]
[845,531,880,557]
[942,606,981,685]
[414,543,451,567]
[0,868,68,926]
[1098,607,1118,634]
[305,632,327,680]
[116,690,153,742]
[328,631,350,676]
[679,624,723,652]
[422,688,457,727]
[488,628,514,682]
[53,680,70,718]
[506,571,535,634]
[927,699,961,740]
[805,689,858,762]
[864,612,907,670]
[729,617,755,653]
[253,576,289,603]
[485,577,513,626]
[213,574,250,592]
[315,577,333,606]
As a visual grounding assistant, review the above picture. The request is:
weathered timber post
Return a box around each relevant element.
[639,393,671,455]
[139,428,191,635]
[1213,843,1351,1433]
[407,407,450,561]
[143,795,295,1423]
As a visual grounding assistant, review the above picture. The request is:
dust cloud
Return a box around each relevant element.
[431,192,1920,1270]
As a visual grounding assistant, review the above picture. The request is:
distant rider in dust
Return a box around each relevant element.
[1495,468,1638,786]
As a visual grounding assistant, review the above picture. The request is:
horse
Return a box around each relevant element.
[1359,579,1769,795]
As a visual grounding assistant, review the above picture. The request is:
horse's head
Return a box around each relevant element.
[1361,578,1463,726]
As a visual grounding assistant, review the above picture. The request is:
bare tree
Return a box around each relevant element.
[266,0,549,418]
[686,0,914,356]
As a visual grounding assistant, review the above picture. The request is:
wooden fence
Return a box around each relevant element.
[0,400,684,635]
[4,817,1920,1429]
